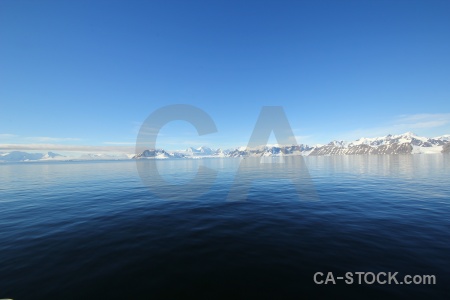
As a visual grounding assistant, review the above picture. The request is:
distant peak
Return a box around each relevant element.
[402,131,418,137]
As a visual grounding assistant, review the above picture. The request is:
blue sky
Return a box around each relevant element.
[1,0,450,151]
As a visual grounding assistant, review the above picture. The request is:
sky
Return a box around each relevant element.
[1,0,450,153]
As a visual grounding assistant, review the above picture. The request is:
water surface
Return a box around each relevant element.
[0,155,449,299]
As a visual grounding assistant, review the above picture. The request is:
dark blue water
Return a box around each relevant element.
[1,155,449,299]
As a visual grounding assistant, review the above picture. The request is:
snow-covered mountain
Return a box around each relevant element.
[133,132,450,159]
[434,134,450,142]
[42,151,64,160]
[309,132,447,156]
[2,132,450,162]
[185,146,214,155]
[225,144,313,157]
[443,143,450,153]
[78,153,131,160]
[0,151,130,162]
[134,146,226,159]
[348,132,447,148]
[133,149,175,159]
[0,151,66,162]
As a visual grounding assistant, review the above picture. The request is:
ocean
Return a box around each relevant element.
[1,155,449,299]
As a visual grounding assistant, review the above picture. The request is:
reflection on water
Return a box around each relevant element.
[137,156,318,201]
[306,154,450,179]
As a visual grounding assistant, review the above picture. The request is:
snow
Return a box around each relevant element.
[155,153,169,159]
[301,148,315,156]
[411,145,443,154]
[434,134,450,141]
[350,132,438,147]
[1,131,449,162]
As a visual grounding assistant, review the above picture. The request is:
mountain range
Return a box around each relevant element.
[135,132,450,158]
[0,151,64,162]
[1,132,450,162]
